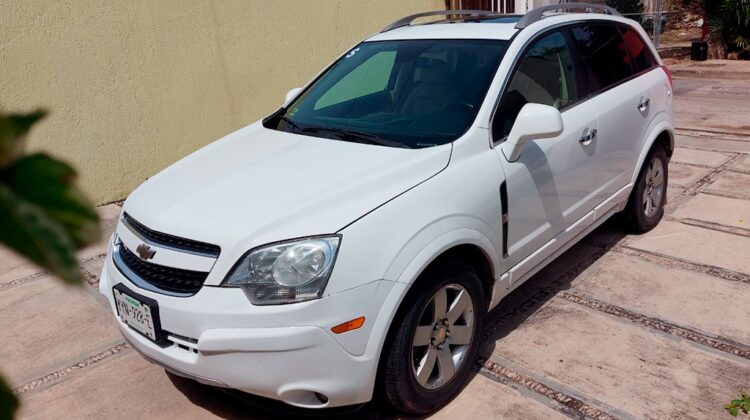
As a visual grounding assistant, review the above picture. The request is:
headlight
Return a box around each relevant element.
[223,236,340,305]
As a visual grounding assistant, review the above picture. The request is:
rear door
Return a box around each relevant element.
[491,28,599,281]
[570,22,662,202]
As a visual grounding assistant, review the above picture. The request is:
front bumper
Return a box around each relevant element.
[99,253,400,408]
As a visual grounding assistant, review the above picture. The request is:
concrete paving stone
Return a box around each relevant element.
[583,224,626,246]
[429,374,568,420]
[0,276,121,384]
[677,134,750,154]
[571,252,750,345]
[705,171,750,199]
[19,351,226,420]
[625,220,750,274]
[670,147,731,168]
[667,185,684,203]
[76,204,121,260]
[668,163,711,188]
[673,77,750,135]
[491,299,750,419]
[81,255,107,284]
[0,246,45,286]
[732,155,750,173]
[672,193,750,230]
[1,205,119,286]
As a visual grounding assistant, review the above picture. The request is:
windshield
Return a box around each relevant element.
[268,39,509,149]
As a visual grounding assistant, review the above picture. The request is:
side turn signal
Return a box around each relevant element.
[331,317,365,334]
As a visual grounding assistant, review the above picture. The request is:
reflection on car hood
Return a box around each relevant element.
[123,122,451,252]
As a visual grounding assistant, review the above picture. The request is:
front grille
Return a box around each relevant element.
[117,244,209,295]
[123,213,220,257]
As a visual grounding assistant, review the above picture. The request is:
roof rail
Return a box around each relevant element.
[380,10,510,32]
[515,3,621,29]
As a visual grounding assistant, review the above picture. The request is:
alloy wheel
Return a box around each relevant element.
[411,283,475,390]
[642,156,665,218]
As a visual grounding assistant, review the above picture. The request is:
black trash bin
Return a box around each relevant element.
[691,41,708,61]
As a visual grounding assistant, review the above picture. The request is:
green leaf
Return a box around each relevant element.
[0,373,18,420]
[0,109,46,168]
[728,406,739,417]
[0,184,82,284]
[2,154,100,247]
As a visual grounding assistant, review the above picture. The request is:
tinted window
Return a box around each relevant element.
[571,24,633,93]
[315,51,396,110]
[272,40,509,148]
[619,25,657,73]
[493,31,580,140]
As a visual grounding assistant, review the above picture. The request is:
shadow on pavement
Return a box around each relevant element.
[166,219,630,419]
[480,218,628,355]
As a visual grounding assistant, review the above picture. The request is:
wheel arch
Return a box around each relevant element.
[630,118,674,186]
[372,237,497,401]
[654,129,674,158]
[392,229,498,301]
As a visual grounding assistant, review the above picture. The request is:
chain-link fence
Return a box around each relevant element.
[447,0,679,48]
[585,0,670,47]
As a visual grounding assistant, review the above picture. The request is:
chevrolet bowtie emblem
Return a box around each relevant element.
[136,243,156,260]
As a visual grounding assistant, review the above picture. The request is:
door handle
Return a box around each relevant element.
[579,128,597,145]
[637,97,650,112]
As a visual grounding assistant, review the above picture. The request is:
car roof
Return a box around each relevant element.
[366,13,634,42]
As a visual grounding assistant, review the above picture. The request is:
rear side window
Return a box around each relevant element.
[619,25,657,73]
[571,24,633,93]
[493,31,580,140]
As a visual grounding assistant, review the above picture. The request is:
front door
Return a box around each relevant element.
[491,29,599,282]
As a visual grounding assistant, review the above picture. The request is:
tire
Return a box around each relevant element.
[381,261,485,415]
[623,145,668,233]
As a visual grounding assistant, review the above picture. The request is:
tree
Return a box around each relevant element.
[684,0,750,58]
[0,109,101,420]
[708,0,750,58]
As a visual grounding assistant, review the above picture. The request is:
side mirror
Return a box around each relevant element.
[284,87,302,105]
[501,103,564,162]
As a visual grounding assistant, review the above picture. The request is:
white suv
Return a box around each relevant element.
[100,4,673,414]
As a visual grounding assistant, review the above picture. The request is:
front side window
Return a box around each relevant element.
[270,39,509,149]
[571,24,634,93]
[493,30,580,140]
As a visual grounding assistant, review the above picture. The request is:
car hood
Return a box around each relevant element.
[123,122,451,255]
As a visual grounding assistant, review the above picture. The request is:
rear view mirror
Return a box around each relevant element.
[501,103,563,162]
[285,87,303,105]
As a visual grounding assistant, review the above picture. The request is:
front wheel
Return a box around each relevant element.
[381,261,484,414]
[623,145,668,233]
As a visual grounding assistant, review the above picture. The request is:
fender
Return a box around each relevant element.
[392,227,500,287]
[352,228,501,402]
[629,113,674,187]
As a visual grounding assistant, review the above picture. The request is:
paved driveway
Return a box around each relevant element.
[3,76,750,419]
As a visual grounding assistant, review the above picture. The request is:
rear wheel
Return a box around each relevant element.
[623,145,668,232]
[381,261,484,415]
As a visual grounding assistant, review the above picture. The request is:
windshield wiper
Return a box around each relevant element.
[278,115,302,133]
[300,126,411,149]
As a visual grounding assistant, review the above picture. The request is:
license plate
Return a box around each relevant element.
[113,284,164,342]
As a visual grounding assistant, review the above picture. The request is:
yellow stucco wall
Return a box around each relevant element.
[1,0,443,204]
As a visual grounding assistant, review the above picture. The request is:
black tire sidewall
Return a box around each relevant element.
[382,261,485,415]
